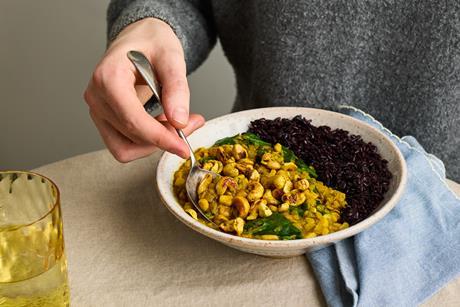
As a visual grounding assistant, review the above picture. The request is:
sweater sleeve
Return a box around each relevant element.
[107,0,216,75]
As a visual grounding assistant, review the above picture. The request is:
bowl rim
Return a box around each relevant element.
[156,106,407,248]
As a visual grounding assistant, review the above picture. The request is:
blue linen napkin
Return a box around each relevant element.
[307,105,460,307]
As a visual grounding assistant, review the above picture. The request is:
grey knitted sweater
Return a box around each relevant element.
[107,0,460,181]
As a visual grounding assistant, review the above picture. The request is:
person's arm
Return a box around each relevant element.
[107,0,216,74]
[84,1,216,163]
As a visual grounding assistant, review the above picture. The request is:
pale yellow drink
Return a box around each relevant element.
[0,171,70,306]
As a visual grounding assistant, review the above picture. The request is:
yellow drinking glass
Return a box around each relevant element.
[0,171,69,306]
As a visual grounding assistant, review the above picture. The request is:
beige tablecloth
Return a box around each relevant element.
[35,150,460,306]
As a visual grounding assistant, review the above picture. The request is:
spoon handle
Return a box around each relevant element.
[176,129,196,165]
[127,50,162,102]
[127,50,196,164]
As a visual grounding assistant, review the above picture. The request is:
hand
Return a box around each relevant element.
[84,18,204,162]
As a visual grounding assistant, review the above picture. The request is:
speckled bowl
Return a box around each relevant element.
[156,107,407,257]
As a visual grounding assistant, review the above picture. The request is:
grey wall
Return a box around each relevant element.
[0,0,235,170]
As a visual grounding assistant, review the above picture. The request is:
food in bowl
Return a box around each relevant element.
[173,116,392,241]
[173,133,349,240]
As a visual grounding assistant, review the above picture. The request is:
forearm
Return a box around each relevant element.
[107,0,216,74]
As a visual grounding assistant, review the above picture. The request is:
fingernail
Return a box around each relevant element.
[173,108,188,125]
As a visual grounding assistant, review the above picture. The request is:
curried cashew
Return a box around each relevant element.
[219,195,233,206]
[294,178,310,190]
[214,214,229,224]
[197,173,213,196]
[185,208,198,220]
[272,174,286,189]
[263,189,280,205]
[219,217,245,236]
[218,205,232,217]
[267,160,281,170]
[216,146,233,162]
[233,217,245,235]
[219,220,234,233]
[278,202,290,212]
[276,169,290,180]
[283,180,293,193]
[248,169,260,181]
[261,153,272,164]
[215,176,237,195]
[198,199,209,211]
[247,181,264,202]
[235,190,248,198]
[282,162,297,171]
[238,158,254,166]
[235,160,254,173]
[235,174,249,190]
[210,160,224,173]
[246,203,259,220]
[232,196,250,218]
[271,188,283,200]
[210,201,219,215]
[274,143,282,152]
[232,144,248,160]
[260,175,272,187]
[261,153,282,170]
[258,202,272,217]
[282,189,306,206]
[223,162,239,177]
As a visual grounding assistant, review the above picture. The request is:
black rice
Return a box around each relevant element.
[249,115,392,225]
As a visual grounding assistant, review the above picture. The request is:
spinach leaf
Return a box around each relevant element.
[241,133,272,146]
[244,213,302,239]
[297,162,317,178]
[281,146,296,162]
[289,204,307,217]
[213,132,270,147]
[256,146,269,157]
[282,146,317,178]
[214,136,236,146]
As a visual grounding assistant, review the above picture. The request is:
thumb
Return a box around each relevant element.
[153,50,190,128]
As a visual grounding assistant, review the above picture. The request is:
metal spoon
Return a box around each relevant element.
[127,50,218,225]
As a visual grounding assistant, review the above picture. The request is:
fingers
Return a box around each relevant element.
[85,89,143,143]
[153,49,190,128]
[90,109,205,163]
[90,111,157,163]
[156,113,205,136]
[90,63,189,157]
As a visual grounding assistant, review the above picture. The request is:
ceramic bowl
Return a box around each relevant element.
[156,107,407,257]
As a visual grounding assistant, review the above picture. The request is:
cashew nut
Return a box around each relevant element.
[247,181,264,201]
[232,196,250,218]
